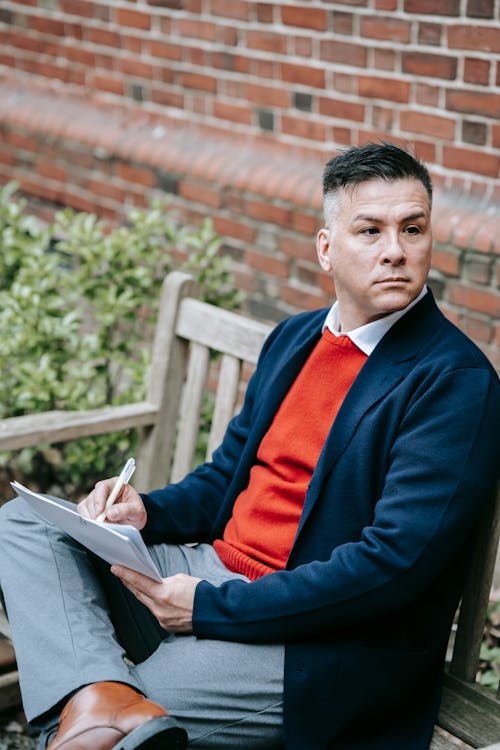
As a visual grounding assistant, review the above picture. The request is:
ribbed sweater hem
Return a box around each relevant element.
[213,539,277,581]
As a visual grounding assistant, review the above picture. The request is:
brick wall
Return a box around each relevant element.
[0,2,498,370]
[0,0,499,197]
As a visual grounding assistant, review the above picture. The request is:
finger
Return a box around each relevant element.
[77,495,93,519]
[106,500,138,524]
[111,565,157,593]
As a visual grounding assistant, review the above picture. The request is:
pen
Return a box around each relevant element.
[96,457,136,522]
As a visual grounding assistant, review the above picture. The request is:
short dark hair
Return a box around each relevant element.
[322,142,433,207]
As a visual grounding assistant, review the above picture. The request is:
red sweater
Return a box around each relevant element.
[214,330,368,580]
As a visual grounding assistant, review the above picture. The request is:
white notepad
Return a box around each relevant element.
[11,480,162,582]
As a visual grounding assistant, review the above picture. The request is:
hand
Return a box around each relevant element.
[77,479,147,530]
[111,566,200,633]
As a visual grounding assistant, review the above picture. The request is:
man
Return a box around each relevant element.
[0,142,498,750]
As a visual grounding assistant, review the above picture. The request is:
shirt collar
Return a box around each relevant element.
[322,287,427,356]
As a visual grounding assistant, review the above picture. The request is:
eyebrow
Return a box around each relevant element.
[351,211,428,224]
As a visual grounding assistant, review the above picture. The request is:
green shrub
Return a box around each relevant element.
[0,183,241,497]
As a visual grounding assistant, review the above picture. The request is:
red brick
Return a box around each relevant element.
[214,216,255,244]
[283,283,326,312]
[31,16,66,36]
[464,254,493,285]
[292,211,320,236]
[115,162,156,188]
[246,198,291,228]
[418,22,443,46]
[446,89,500,118]
[375,0,398,8]
[177,18,217,41]
[280,234,316,261]
[213,101,252,126]
[82,179,124,204]
[452,213,486,250]
[115,8,151,30]
[332,11,354,34]
[405,0,460,13]
[492,123,500,149]
[473,217,500,254]
[281,115,327,142]
[358,76,410,103]
[332,127,353,146]
[448,24,500,52]
[256,3,275,23]
[246,249,289,278]
[151,87,184,108]
[463,57,490,85]
[293,36,313,58]
[91,73,124,96]
[59,0,106,18]
[373,48,396,71]
[448,283,500,317]
[442,146,500,178]
[360,16,411,43]
[281,5,328,31]
[0,145,16,168]
[119,59,154,79]
[36,160,66,183]
[431,248,460,277]
[178,178,222,208]
[467,0,495,17]
[403,51,457,80]
[86,28,122,48]
[372,105,395,131]
[148,40,183,60]
[400,111,456,140]
[280,62,325,88]
[213,51,251,75]
[62,44,96,67]
[461,313,493,344]
[414,83,440,108]
[209,0,250,20]
[246,30,287,54]
[318,97,365,122]
[320,40,367,68]
[180,72,217,93]
[4,129,38,153]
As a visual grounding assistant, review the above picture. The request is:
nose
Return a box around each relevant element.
[381,231,405,265]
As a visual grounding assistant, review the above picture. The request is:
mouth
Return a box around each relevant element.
[377,277,410,284]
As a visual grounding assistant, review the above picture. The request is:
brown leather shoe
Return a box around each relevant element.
[46,681,187,750]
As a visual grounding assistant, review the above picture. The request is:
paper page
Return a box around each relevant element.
[11,481,162,582]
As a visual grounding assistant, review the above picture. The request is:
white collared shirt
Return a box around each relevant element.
[322,287,427,356]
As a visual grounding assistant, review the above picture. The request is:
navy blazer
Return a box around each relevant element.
[142,290,499,750]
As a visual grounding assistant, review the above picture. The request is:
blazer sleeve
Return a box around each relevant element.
[192,364,499,643]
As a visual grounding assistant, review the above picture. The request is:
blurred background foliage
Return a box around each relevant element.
[0,182,240,497]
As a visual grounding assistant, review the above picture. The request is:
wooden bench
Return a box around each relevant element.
[0,270,499,748]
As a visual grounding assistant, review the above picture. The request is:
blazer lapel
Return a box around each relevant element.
[298,290,444,535]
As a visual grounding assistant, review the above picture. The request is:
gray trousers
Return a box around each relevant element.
[0,497,284,748]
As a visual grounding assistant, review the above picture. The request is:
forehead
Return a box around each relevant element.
[338,178,431,218]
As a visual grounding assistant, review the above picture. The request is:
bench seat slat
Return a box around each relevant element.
[438,674,500,748]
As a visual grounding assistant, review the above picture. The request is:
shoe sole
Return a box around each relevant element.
[111,716,188,750]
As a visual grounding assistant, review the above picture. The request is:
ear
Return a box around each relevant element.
[316,228,332,272]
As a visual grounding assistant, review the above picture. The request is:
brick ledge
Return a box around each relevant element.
[0,76,499,255]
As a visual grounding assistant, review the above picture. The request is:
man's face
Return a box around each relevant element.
[316,178,432,331]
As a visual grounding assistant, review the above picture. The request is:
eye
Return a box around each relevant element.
[360,226,379,236]
[404,225,422,235]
